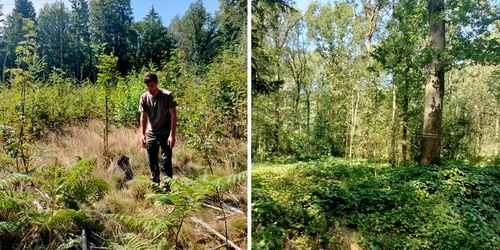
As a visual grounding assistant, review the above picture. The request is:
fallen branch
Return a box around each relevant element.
[190,217,241,250]
[222,203,244,215]
[215,212,239,221]
[203,203,233,214]
[211,243,227,250]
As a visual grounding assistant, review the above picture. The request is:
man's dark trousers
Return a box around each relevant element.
[146,132,172,183]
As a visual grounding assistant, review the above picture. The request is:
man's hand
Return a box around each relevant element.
[141,135,147,149]
[168,136,176,148]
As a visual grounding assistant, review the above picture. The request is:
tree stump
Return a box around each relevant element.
[113,155,134,181]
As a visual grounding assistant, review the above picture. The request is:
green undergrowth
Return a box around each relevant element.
[252,157,500,249]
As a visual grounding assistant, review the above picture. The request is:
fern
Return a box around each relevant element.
[0,221,21,236]
[110,233,165,250]
[111,213,173,235]
[0,173,32,190]
[207,170,247,190]
[55,237,82,250]
[0,191,24,211]
[31,209,89,232]
[33,160,110,209]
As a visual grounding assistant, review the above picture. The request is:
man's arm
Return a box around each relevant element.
[168,107,177,148]
[140,112,148,148]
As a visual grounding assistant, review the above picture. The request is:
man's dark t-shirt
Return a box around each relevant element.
[139,89,177,136]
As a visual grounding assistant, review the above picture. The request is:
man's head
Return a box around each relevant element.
[143,72,159,95]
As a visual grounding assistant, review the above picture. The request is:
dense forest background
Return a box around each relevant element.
[252,0,499,164]
[0,0,247,249]
[252,0,499,248]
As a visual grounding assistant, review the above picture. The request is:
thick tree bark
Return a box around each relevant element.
[420,0,445,164]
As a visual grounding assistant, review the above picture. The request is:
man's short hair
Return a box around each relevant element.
[144,72,158,83]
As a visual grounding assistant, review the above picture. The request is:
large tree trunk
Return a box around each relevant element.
[391,82,397,167]
[420,0,445,164]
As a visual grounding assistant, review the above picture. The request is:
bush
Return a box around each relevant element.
[252,158,500,249]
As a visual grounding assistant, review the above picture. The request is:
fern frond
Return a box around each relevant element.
[207,170,246,189]
[0,191,24,211]
[0,173,32,190]
[111,233,164,250]
[0,221,21,236]
[111,213,172,235]
[55,237,82,250]
[32,209,89,232]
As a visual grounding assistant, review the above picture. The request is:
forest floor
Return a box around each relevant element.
[20,120,247,249]
[252,157,499,250]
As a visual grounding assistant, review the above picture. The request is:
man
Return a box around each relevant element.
[139,72,177,189]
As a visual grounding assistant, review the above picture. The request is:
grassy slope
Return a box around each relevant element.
[252,157,500,249]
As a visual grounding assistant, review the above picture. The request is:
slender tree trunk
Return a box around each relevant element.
[402,69,409,166]
[273,93,280,154]
[76,37,81,81]
[3,52,9,83]
[402,96,408,166]
[495,116,499,157]
[104,84,109,165]
[306,89,311,131]
[60,20,63,70]
[420,0,445,164]
[19,79,27,172]
[475,106,483,156]
[294,80,300,112]
[349,87,360,161]
[391,82,397,167]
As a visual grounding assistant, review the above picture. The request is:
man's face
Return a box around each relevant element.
[144,80,158,95]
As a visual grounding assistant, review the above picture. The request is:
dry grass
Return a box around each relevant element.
[36,120,202,175]
[32,120,247,249]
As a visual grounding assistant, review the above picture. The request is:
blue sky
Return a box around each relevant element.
[294,0,329,12]
[2,0,220,26]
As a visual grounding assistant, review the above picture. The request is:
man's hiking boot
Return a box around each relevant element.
[163,181,171,192]
[151,175,160,184]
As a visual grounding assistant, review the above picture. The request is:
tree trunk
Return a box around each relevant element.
[402,95,408,166]
[420,0,445,164]
[349,86,360,161]
[2,52,9,83]
[104,84,109,165]
[306,88,311,131]
[475,106,483,156]
[402,69,409,166]
[273,93,280,154]
[294,80,300,112]
[391,82,397,167]
[60,19,63,70]
[495,116,499,157]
